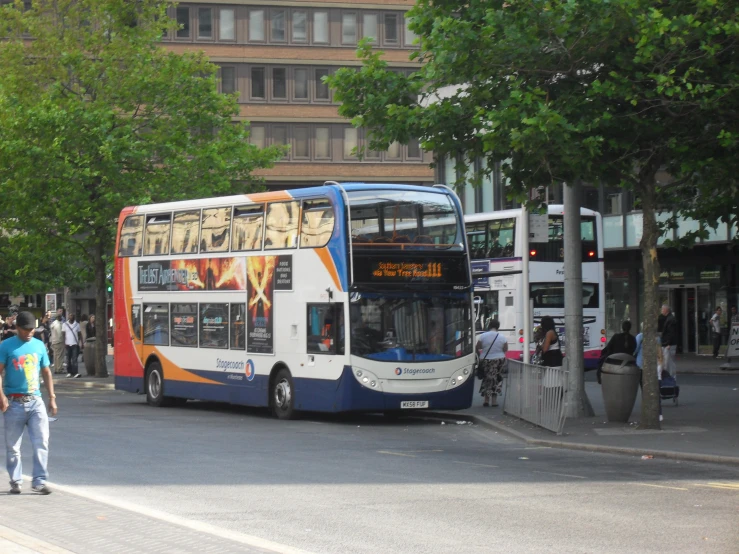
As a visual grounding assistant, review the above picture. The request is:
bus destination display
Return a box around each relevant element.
[353,256,468,286]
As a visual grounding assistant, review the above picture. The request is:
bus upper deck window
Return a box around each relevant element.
[265,201,299,250]
[144,214,172,256]
[171,210,201,254]
[232,204,265,252]
[201,207,231,253]
[119,215,144,257]
[301,199,334,248]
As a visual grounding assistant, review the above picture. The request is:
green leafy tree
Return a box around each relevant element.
[328,0,739,428]
[0,0,285,376]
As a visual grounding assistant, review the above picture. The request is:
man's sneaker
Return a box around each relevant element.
[9,483,21,494]
[31,484,52,495]
[74,374,81,379]
[66,373,73,378]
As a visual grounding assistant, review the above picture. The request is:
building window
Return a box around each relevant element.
[404,17,417,46]
[386,141,401,160]
[293,11,307,42]
[342,13,357,44]
[220,66,236,94]
[384,14,398,44]
[315,68,330,100]
[294,68,308,100]
[407,137,421,159]
[198,8,212,39]
[272,68,287,99]
[363,14,378,42]
[176,7,190,38]
[249,9,265,41]
[271,9,286,42]
[249,126,265,148]
[313,11,328,43]
[272,126,287,147]
[344,128,358,159]
[251,67,265,99]
[315,127,330,159]
[219,8,235,41]
[294,127,309,158]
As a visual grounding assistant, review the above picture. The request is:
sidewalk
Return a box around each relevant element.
[433,354,739,465]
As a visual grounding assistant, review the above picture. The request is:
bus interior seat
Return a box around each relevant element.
[372,236,392,243]
[413,235,434,245]
[392,235,411,244]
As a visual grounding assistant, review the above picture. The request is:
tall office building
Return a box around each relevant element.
[160,1,434,189]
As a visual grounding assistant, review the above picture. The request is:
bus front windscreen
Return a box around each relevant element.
[348,190,463,250]
[350,293,473,362]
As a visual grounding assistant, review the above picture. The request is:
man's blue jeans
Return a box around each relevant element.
[4,397,49,487]
[66,344,79,375]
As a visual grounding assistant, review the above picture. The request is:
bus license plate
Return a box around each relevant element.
[401,401,429,409]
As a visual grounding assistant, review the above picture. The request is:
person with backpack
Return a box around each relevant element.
[597,320,637,384]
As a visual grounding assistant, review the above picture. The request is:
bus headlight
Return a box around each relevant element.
[353,368,382,391]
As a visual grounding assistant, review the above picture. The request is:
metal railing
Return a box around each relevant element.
[503,360,568,434]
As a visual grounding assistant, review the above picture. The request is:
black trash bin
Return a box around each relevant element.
[600,353,640,423]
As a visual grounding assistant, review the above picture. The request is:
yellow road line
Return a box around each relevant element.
[707,482,739,489]
[694,484,739,491]
[632,483,688,491]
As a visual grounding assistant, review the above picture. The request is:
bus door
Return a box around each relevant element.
[130,298,143,364]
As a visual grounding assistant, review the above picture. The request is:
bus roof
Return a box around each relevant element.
[121,183,453,215]
[464,204,599,224]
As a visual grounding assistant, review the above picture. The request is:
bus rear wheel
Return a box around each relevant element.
[271,368,295,420]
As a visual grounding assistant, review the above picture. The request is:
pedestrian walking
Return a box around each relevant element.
[634,328,664,422]
[83,315,97,376]
[0,311,57,495]
[597,321,637,384]
[2,313,18,341]
[731,306,738,324]
[476,319,508,407]
[659,305,678,378]
[710,306,723,358]
[49,314,65,374]
[63,314,81,378]
[34,313,51,355]
[539,316,564,409]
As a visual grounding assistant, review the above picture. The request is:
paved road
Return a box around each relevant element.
[2,388,738,553]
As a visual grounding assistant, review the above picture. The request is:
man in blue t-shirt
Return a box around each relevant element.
[0,311,57,495]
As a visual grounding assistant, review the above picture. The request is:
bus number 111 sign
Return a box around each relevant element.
[372,261,443,280]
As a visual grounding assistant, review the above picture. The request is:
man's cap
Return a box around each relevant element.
[16,311,36,330]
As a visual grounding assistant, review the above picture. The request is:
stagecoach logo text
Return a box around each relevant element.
[395,367,436,376]
[139,266,197,287]
[217,358,245,371]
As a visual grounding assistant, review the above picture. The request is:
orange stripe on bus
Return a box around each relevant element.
[314,248,341,291]
[244,190,293,203]
[149,349,223,385]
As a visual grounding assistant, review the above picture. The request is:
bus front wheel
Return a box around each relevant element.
[271,368,295,420]
[146,361,185,407]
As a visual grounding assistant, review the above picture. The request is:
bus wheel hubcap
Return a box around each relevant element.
[149,371,161,398]
[275,379,291,409]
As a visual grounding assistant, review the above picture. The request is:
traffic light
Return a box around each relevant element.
[107,284,112,293]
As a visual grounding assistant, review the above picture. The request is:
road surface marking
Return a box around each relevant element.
[633,483,688,491]
[453,461,499,469]
[24,475,317,554]
[694,483,739,491]
[707,482,739,489]
[378,450,416,457]
[532,470,586,479]
[404,449,444,453]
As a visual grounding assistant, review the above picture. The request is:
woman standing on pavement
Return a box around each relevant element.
[83,315,97,376]
[476,319,508,407]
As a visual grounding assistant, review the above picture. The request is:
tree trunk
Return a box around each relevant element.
[94,240,109,378]
[638,177,661,430]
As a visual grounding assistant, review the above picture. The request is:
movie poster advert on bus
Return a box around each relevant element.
[137,257,246,292]
[247,256,275,354]
[275,255,292,291]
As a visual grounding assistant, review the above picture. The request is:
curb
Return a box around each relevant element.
[423,411,739,466]
[52,378,115,391]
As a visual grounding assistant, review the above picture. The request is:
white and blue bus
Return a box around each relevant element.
[114,183,475,418]
[466,206,606,369]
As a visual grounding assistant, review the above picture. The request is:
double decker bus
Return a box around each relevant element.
[465,206,606,369]
[114,183,475,418]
